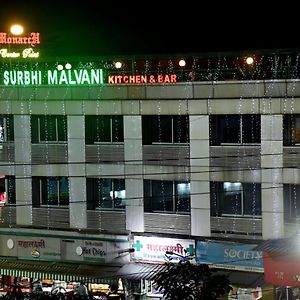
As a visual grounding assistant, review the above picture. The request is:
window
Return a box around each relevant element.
[210,181,261,216]
[144,180,190,213]
[284,184,300,222]
[32,177,69,207]
[0,115,14,142]
[0,176,16,206]
[142,115,189,145]
[210,114,261,145]
[85,115,123,144]
[86,178,126,210]
[31,115,67,143]
[283,114,300,145]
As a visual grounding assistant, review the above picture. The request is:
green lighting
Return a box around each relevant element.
[2,68,103,86]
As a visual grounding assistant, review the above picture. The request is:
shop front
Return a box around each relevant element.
[263,251,300,300]
[0,228,132,298]
[117,235,195,299]
[196,240,265,300]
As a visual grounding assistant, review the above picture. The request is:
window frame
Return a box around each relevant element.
[144,180,190,214]
[210,181,261,217]
[210,114,261,145]
[31,115,67,143]
[85,115,124,144]
[32,176,69,207]
[86,178,126,210]
[283,114,300,146]
[283,184,300,222]
[142,115,189,145]
[0,115,14,142]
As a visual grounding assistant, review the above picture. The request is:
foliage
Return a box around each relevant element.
[154,261,231,300]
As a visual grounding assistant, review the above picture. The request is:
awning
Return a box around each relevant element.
[254,236,297,255]
[212,269,264,288]
[0,259,120,284]
[117,263,264,288]
[116,262,168,281]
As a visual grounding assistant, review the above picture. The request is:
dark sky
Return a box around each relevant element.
[1,0,300,58]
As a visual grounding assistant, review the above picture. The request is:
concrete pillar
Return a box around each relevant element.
[68,115,87,229]
[190,115,210,236]
[124,116,144,232]
[261,114,284,239]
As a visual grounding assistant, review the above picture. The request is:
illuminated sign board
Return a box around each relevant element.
[0,32,40,59]
[2,69,104,86]
[108,74,177,84]
[133,235,195,263]
[0,32,40,47]
[0,48,39,58]
[196,241,263,272]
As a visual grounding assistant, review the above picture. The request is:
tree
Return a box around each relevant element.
[154,260,231,300]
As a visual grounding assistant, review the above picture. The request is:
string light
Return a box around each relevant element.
[246,56,254,65]
[10,24,23,35]
[179,59,186,67]
[115,61,122,69]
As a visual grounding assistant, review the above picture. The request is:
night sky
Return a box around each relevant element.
[1,0,299,59]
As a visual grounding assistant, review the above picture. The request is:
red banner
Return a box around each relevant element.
[264,252,300,286]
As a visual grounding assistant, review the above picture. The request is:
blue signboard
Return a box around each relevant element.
[196,241,263,272]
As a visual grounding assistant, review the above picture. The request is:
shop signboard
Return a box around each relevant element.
[16,236,61,260]
[0,31,40,59]
[0,232,131,265]
[76,238,131,264]
[133,235,195,263]
[196,241,263,272]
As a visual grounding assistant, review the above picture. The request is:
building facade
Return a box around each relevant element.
[1,50,300,299]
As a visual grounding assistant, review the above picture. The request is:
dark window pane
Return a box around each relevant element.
[0,118,4,142]
[219,115,240,144]
[98,178,112,208]
[47,177,59,205]
[112,116,124,142]
[0,115,14,142]
[40,116,56,141]
[153,116,172,143]
[144,180,152,212]
[97,116,111,142]
[6,116,14,141]
[243,183,261,215]
[6,176,16,205]
[242,115,261,144]
[222,182,242,214]
[152,181,173,211]
[173,116,189,143]
[59,177,69,205]
[86,178,96,210]
[57,117,67,141]
[283,115,300,146]
[175,182,190,212]
[85,116,94,144]
[113,179,125,208]
[284,184,300,222]
[31,116,39,143]
[210,182,219,216]
[142,116,152,145]
[32,178,40,207]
